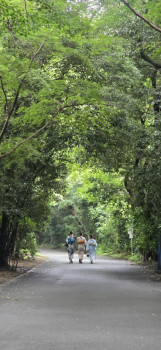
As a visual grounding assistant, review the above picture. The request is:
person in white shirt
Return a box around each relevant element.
[86,234,97,264]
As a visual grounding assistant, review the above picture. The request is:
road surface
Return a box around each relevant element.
[0,250,161,350]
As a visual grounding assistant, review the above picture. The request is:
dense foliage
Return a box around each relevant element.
[0,0,161,266]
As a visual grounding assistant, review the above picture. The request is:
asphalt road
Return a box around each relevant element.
[0,249,161,350]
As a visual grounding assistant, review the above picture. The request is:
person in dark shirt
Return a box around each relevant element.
[66,231,75,263]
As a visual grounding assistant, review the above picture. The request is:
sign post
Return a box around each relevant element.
[128,227,133,255]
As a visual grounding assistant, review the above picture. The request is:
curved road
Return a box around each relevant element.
[0,249,161,350]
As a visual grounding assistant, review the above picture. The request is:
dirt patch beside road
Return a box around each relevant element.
[0,255,49,284]
[139,261,161,282]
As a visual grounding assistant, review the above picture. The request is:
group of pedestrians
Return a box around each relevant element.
[65,231,97,264]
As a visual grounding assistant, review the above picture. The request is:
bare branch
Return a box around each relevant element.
[140,50,161,69]
[23,0,29,25]
[29,40,45,68]
[23,0,29,34]
[0,77,8,111]
[0,114,11,144]
[0,118,52,160]
[121,0,161,33]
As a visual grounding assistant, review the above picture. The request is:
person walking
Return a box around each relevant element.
[86,234,97,264]
[66,231,75,263]
[77,232,87,263]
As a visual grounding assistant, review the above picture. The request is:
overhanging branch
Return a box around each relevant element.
[0,102,96,160]
[121,0,161,33]
[0,40,45,145]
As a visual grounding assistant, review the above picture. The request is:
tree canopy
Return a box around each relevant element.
[0,0,161,266]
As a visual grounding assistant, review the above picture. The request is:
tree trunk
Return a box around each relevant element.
[0,212,10,267]
[0,255,9,267]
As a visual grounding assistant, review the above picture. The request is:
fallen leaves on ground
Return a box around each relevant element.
[0,256,48,284]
